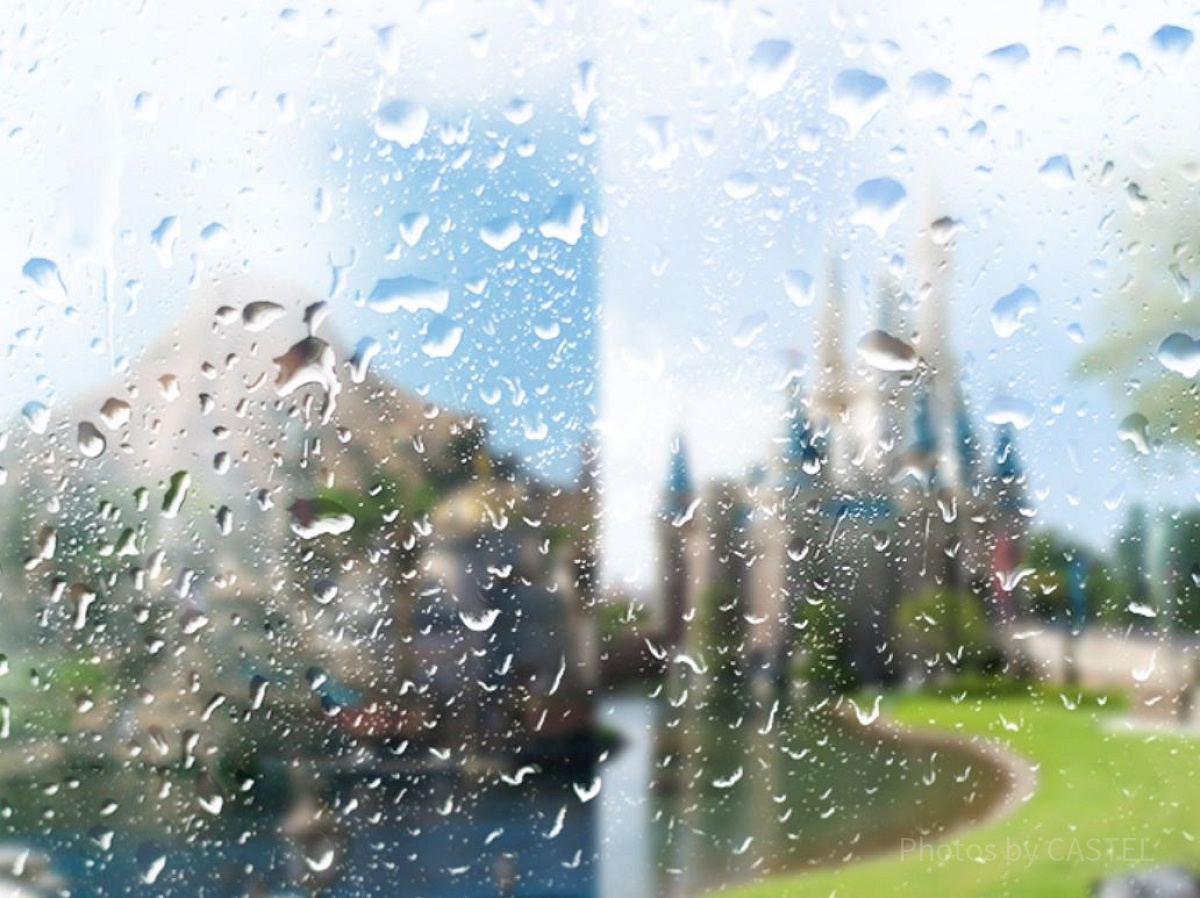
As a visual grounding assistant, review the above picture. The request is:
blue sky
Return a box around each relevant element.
[0,0,1197,588]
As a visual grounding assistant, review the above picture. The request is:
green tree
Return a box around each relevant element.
[1079,160,1200,447]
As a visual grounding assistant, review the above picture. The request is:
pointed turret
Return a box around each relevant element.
[912,388,937,455]
[813,256,847,421]
[952,386,978,489]
[993,424,1024,493]
[782,392,823,487]
[662,433,693,513]
[658,433,695,652]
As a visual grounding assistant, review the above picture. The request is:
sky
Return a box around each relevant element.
[0,0,1198,590]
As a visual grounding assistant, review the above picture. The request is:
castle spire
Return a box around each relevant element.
[993,424,1024,493]
[915,190,955,379]
[662,432,693,513]
[813,255,846,417]
[783,389,822,484]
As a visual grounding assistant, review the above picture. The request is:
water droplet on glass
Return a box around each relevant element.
[242,301,286,332]
[460,608,501,632]
[480,216,522,251]
[374,99,429,148]
[398,211,430,247]
[722,171,759,200]
[1038,154,1075,188]
[21,258,67,305]
[984,395,1035,430]
[782,269,815,307]
[1156,332,1200,377]
[857,330,919,371]
[21,402,49,435]
[539,195,585,245]
[1151,24,1194,59]
[162,471,191,518]
[150,216,181,268]
[368,276,449,314]
[1117,413,1151,455]
[348,337,381,383]
[289,497,354,539]
[746,39,797,99]
[421,317,464,359]
[77,421,106,459]
[850,177,907,236]
[274,337,342,423]
[830,69,889,135]
[991,284,1040,337]
[906,70,951,116]
[985,42,1031,73]
[503,97,534,125]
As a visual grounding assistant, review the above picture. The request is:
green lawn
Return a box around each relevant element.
[720,687,1200,897]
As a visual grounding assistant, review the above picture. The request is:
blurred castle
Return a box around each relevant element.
[658,227,1030,685]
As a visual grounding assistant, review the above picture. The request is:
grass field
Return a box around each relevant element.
[720,686,1200,897]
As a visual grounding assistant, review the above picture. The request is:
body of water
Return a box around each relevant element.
[0,692,1003,896]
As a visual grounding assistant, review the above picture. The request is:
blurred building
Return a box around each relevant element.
[0,276,598,762]
[657,224,1031,685]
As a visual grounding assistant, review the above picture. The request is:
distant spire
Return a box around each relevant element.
[993,424,1023,486]
[814,255,846,412]
[953,387,977,485]
[783,395,822,484]
[913,388,937,455]
[663,433,693,510]
[915,192,954,378]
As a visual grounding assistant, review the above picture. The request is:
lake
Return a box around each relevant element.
[0,690,1004,896]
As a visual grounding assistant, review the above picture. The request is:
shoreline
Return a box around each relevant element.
[704,705,1039,895]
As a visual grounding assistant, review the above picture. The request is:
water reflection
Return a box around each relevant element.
[0,692,1001,896]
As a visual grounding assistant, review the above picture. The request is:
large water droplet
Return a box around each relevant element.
[722,171,759,200]
[985,43,1031,73]
[1157,332,1200,377]
[77,421,106,459]
[348,337,381,384]
[857,330,919,371]
[991,284,1040,338]
[480,215,522,251]
[242,301,286,332]
[367,276,449,314]
[1038,154,1075,188]
[1151,24,1194,59]
[539,195,585,245]
[273,337,342,423]
[782,269,815,307]
[162,471,191,518]
[1117,413,1151,455]
[150,216,181,268]
[850,177,907,236]
[21,402,49,435]
[398,211,430,247]
[374,99,429,147]
[906,70,951,116]
[21,258,67,305]
[830,69,889,135]
[289,497,355,539]
[460,608,501,632]
[421,317,464,358]
[746,39,797,99]
[985,395,1035,430]
[100,397,131,430]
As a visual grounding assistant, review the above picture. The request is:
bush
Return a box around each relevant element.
[893,587,990,675]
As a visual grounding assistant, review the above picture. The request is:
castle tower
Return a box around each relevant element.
[773,389,827,690]
[658,434,695,652]
[990,424,1028,621]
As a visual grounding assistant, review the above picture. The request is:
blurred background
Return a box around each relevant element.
[0,1,1199,896]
